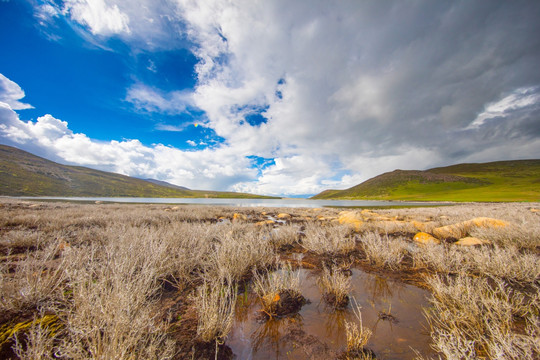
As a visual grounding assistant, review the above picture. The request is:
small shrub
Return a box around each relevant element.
[316,265,351,309]
[252,263,306,318]
[360,232,407,270]
[195,279,237,344]
[344,298,374,358]
[302,223,355,255]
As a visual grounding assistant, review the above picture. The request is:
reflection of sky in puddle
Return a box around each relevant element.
[228,268,434,359]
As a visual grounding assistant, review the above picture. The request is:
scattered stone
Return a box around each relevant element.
[433,217,508,239]
[232,213,247,221]
[412,220,437,233]
[255,220,275,226]
[432,224,466,239]
[454,237,491,246]
[413,232,440,245]
[338,211,364,230]
[465,217,509,228]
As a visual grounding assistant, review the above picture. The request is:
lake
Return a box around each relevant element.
[16,197,449,208]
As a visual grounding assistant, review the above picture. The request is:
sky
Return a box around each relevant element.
[0,0,539,197]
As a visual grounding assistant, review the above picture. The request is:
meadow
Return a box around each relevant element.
[0,199,538,359]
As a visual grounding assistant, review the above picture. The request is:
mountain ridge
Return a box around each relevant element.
[312,160,540,202]
[0,144,275,198]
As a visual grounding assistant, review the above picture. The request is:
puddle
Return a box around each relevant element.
[228,269,434,359]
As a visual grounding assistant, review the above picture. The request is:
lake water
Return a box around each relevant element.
[16,197,448,208]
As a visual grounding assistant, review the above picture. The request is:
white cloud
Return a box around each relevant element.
[0,102,257,191]
[467,87,540,129]
[126,83,193,114]
[13,1,540,196]
[0,74,34,110]
[63,0,131,36]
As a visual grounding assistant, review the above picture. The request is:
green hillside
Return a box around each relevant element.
[312,160,540,202]
[0,145,275,198]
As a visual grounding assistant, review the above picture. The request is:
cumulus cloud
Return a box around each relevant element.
[63,0,131,36]
[163,0,540,193]
[0,74,34,110]
[0,103,257,190]
[12,1,540,195]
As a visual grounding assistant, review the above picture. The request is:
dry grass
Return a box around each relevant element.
[316,265,351,309]
[424,274,539,359]
[412,243,540,284]
[359,232,408,270]
[0,199,538,359]
[52,231,176,359]
[207,223,274,282]
[252,262,304,317]
[344,298,373,358]
[268,224,300,250]
[0,241,66,314]
[194,279,237,344]
[302,223,355,255]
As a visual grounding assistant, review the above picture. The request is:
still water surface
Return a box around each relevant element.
[18,197,447,208]
[229,267,434,359]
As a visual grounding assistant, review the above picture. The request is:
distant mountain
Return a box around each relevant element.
[143,178,190,191]
[0,145,275,198]
[312,160,540,202]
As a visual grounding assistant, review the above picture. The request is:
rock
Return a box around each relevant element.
[255,220,275,226]
[433,217,508,239]
[233,213,247,221]
[338,211,362,223]
[412,220,437,233]
[454,237,491,246]
[413,232,440,245]
[465,217,509,228]
[433,224,467,239]
[277,213,291,219]
[338,211,364,230]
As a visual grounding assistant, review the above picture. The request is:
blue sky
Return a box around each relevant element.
[1,0,539,196]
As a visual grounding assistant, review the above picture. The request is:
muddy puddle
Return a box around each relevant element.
[228,266,434,359]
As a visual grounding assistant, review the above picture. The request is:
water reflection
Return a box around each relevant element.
[228,268,434,360]
[250,316,303,358]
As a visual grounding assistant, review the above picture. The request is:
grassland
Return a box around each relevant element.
[0,199,538,359]
[313,159,540,202]
[0,145,275,199]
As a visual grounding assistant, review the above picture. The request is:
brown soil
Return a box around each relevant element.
[322,292,350,310]
[258,290,308,320]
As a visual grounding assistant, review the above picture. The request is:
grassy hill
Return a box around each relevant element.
[312,160,540,202]
[0,145,275,198]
